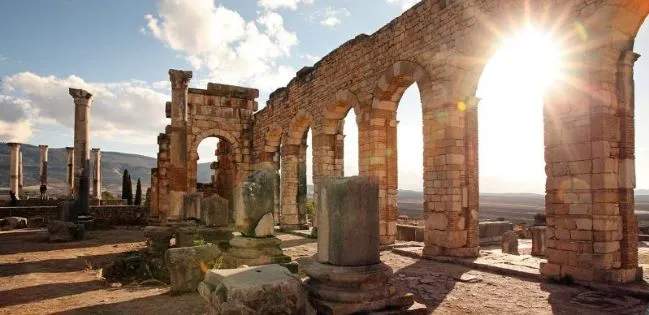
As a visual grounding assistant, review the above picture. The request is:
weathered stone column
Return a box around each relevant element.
[167,69,192,222]
[305,176,419,313]
[18,151,23,197]
[91,148,101,200]
[66,147,75,196]
[7,143,21,200]
[69,88,93,219]
[39,145,48,186]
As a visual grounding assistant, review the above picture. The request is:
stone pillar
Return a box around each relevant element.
[66,147,75,196]
[69,88,93,219]
[91,148,101,200]
[305,176,419,313]
[167,69,192,222]
[7,143,21,200]
[18,151,23,197]
[39,145,48,186]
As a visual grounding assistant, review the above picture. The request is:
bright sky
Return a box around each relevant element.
[1,1,648,193]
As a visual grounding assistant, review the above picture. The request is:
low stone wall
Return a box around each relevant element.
[0,198,127,207]
[0,205,148,226]
[396,224,424,242]
[395,221,513,245]
[479,221,513,245]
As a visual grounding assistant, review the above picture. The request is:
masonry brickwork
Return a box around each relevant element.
[149,0,649,284]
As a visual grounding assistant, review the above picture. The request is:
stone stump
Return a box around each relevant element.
[48,220,84,242]
[183,192,202,221]
[165,244,222,294]
[501,231,519,255]
[530,226,546,257]
[144,226,174,257]
[224,169,290,268]
[304,176,425,315]
[198,264,309,315]
[201,194,230,227]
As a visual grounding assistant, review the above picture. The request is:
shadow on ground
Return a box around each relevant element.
[0,252,127,277]
[52,292,206,315]
[0,228,145,255]
[0,280,106,308]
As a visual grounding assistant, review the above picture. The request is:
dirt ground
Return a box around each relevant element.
[1,228,648,315]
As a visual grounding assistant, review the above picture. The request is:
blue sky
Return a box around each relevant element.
[1,0,648,193]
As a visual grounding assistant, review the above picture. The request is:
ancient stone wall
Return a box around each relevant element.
[151,74,258,224]
[0,205,147,226]
[151,0,649,283]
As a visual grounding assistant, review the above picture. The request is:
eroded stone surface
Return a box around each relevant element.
[501,231,519,255]
[199,264,308,315]
[234,169,278,237]
[47,220,84,242]
[201,194,229,227]
[165,244,222,293]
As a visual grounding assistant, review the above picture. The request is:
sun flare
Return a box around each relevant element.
[478,27,564,193]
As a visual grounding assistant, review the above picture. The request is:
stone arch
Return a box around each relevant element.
[362,60,448,246]
[261,124,284,224]
[285,110,313,145]
[188,129,242,208]
[280,110,313,230]
[371,60,433,112]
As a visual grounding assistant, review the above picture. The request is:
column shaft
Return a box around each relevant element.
[7,143,21,200]
[92,148,101,199]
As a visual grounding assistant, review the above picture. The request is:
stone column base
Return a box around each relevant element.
[541,262,643,284]
[422,245,479,258]
[304,261,423,315]
[222,236,291,268]
[175,226,233,250]
[143,226,174,257]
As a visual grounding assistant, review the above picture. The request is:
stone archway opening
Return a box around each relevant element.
[395,85,424,226]
[475,26,563,252]
[193,135,236,205]
[281,110,312,231]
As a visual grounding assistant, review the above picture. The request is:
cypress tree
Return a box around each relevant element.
[121,169,130,200]
[126,173,133,205]
[134,178,142,206]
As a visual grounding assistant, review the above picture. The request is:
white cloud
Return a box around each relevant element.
[386,0,419,10]
[0,54,7,63]
[2,72,168,144]
[145,0,298,92]
[309,7,350,27]
[0,95,35,142]
[300,53,320,63]
[258,0,313,11]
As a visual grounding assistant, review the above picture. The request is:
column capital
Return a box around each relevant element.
[6,142,21,148]
[91,147,101,153]
[65,146,74,151]
[39,144,48,149]
[69,88,93,106]
[168,69,193,89]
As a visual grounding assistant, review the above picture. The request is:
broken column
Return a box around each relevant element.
[69,88,93,223]
[18,151,23,197]
[7,143,21,200]
[66,147,75,197]
[531,226,546,257]
[39,145,48,198]
[304,176,421,314]
[91,148,101,200]
[223,168,290,268]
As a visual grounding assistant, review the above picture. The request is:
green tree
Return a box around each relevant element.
[101,191,116,200]
[126,173,133,205]
[134,178,142,206]
[121,169,130,200]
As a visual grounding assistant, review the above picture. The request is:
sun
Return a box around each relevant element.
[478,26,564,101]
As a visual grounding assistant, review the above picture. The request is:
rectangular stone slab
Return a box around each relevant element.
[317,176,380,266]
